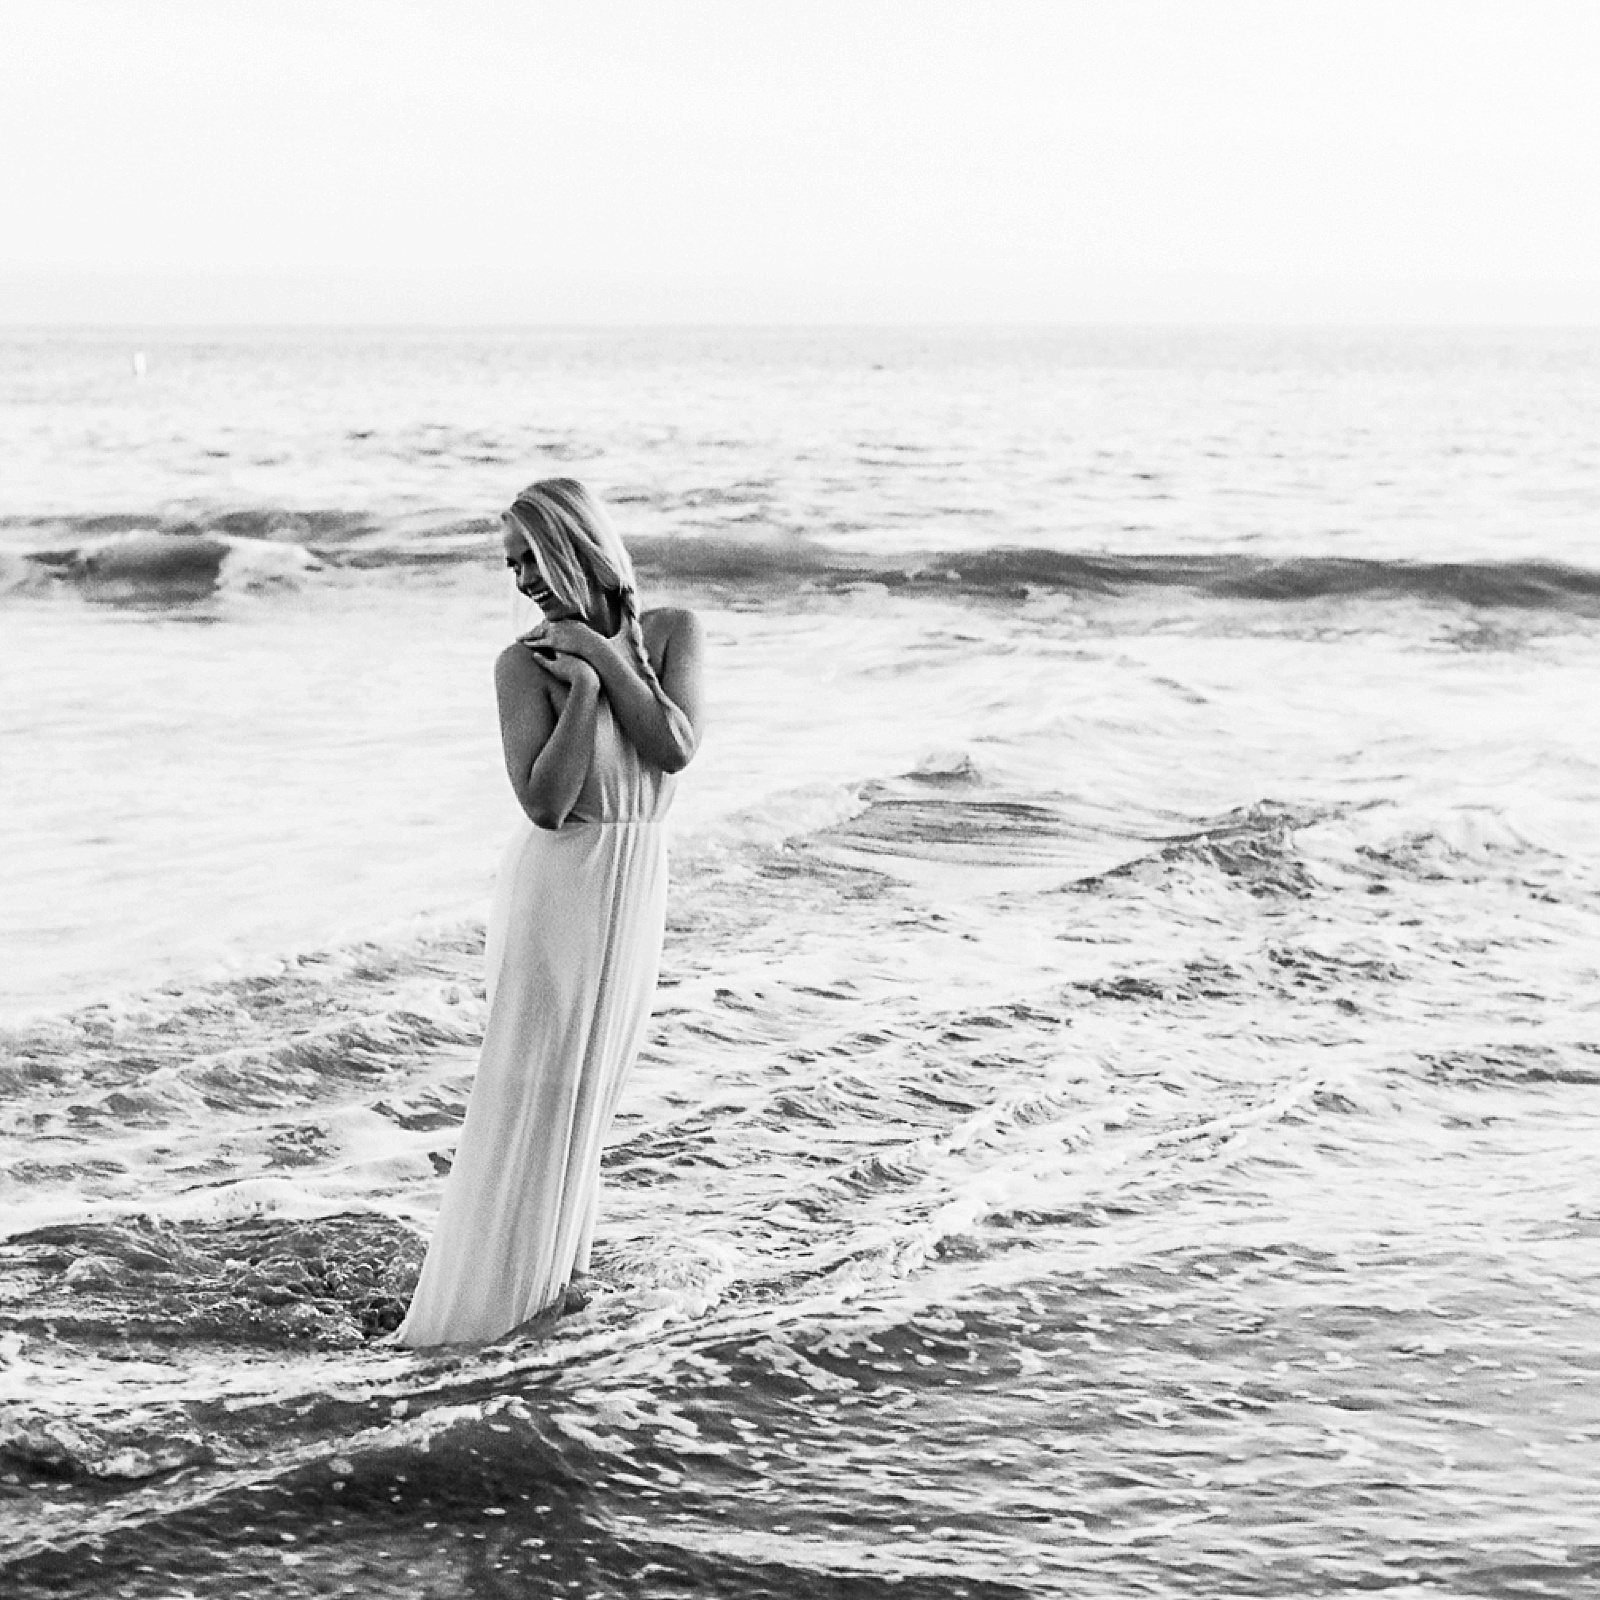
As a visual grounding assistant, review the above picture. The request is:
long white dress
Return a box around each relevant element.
[397,676,675,1347]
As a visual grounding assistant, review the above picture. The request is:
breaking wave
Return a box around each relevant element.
[6,511,1600,614]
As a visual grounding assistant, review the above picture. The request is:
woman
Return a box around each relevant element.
[396,478,704,1347]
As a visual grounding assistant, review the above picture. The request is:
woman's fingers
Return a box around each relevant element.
[533,645,589,675]
[540,619,596,654]
[520,622,597,669]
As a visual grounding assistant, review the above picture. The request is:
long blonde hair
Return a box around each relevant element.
[504,478,674,720]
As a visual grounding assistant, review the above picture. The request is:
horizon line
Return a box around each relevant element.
[6,318,1600,333]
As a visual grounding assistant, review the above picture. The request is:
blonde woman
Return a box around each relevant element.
[397,479,704,1347]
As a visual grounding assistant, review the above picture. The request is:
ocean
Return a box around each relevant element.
[2,326,1598,1598]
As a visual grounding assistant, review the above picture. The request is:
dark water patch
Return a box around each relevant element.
[802,759,1114,870]
[1420,1044,1600,1089]
[0,928,485,1113]
[192,1008,479,1115]
[3,1004,479,1146]
[1265,943,1406,992]
[1075,966,1221,1005]
[1200,554,1600,611]
[370,1090,467,1134]
[2,1297,1059,1597]
[1072,800,1330,898]
[1439,617,1538,652]
[0,1416,218,1488]
[7,1464,1033,1600]
[603,1108,731,1180]
[0,1212,422,1351]
[1355,820,1558,886]
[818,798,1085,867]
[265,1124,338,1168]
[3,1421,593,1600]
[757,843,894,898]
[1073,973,1174,1004]
[6,1157,130,1185]
[1068,957,1252,1008]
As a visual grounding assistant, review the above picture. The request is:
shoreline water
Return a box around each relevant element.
[4,327,1599,1596]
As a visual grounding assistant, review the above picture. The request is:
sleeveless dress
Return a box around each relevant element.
[397,669,676,1347]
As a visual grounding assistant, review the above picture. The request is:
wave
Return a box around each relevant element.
[7,509,1600,613]
[802,764,1336,893]
[5,529,321,602]
[2,1344,1037,1598]
[658,544,1600,613]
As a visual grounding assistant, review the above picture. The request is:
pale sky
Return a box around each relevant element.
[4,0,1599,323]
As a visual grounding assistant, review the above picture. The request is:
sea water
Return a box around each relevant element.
[1,328,1598,1598]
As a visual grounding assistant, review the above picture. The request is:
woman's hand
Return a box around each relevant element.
[531,648,601,695]
[496,643,602,831]
[526,606,704,776]
[521,618,600,662]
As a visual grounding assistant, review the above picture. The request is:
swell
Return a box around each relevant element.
[7,511,1600,614]
[3,1381,1035,1600]
[804,547,1600,612]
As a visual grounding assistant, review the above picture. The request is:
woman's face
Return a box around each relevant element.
[501,519,579,621]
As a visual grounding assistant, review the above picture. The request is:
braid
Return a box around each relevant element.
[616,587,675,717]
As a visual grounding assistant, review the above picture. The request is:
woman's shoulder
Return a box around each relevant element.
[637,606,702,678]
[639,605,701,644]
[497,636,539,668]
[495,638,558,688]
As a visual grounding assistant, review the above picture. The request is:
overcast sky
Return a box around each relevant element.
[5,0,1599,323]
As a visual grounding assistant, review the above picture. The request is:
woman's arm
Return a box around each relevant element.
[525,609,705,774]
[494,645,601,829]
